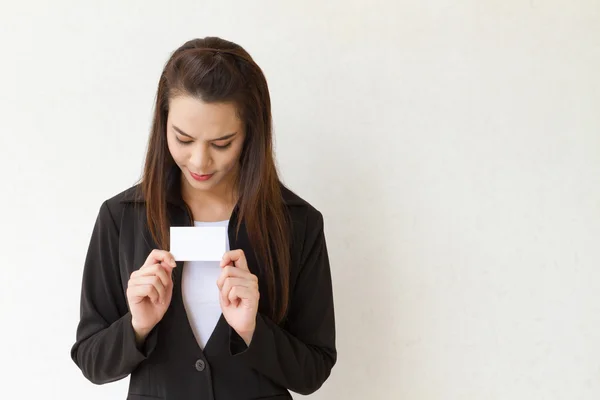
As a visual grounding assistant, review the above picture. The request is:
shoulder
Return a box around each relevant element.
[95,184,144,223]
[279,182,324,228]
[279,183,328,270]
[279,183,325,263]
[103,182,142,205]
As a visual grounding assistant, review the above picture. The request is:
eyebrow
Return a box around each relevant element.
[172,125,237,141]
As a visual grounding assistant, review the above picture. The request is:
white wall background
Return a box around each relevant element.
[1,1,599,399]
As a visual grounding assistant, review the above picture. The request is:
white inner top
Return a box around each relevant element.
[181,219,230,349]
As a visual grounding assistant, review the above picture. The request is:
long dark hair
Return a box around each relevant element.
[140,37,290,323]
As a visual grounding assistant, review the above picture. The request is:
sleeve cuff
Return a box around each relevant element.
[229,313,271,360]
[123,312,159,360]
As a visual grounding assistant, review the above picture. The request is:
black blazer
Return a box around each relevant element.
[70,175,336,400]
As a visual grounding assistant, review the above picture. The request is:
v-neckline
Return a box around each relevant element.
[170,206,238,356]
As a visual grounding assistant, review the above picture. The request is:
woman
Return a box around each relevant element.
[70,37,336,400]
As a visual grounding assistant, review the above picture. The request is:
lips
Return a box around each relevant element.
[189,170,214,181]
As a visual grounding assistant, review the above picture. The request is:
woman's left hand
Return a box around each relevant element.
[217,249,259,345]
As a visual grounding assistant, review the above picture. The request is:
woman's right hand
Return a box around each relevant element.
[127,249,177,343]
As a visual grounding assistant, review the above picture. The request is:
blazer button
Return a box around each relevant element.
[195,359,206,372]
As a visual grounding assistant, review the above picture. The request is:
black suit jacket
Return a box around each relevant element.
[70,175,336,400]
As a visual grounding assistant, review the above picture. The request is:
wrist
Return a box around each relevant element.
[237,325,256,346]
[132,319,152,346]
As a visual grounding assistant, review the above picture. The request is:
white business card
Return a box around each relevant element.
[170,226,227,261]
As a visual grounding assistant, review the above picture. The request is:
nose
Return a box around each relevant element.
[188,144,211,172]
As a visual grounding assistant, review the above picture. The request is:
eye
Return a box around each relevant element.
[175,136,192,145]
[212,142,232,150]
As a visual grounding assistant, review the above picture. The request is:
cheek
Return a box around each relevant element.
[167,136,184,164]
[217,147,243,172]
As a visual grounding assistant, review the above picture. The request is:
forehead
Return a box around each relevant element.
[167,95,242,137]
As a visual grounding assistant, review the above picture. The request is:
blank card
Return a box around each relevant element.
[170,226,227,261]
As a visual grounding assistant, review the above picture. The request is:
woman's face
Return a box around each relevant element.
[166,95,246,196]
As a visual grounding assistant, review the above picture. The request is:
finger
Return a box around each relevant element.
[128,284,159,304]
[133,264,171,288]
[217,265,252,289]
[145,249,177,269]
[220,278,257,307]
[131,265,171,290]
[130,275,166,304]
[220,277,254,296]
[219,276,237,306]
[221,249,248,270]
[228,286,256,304]
[154,264,171,287]
[220,249,248,271]
[220,284,230,306]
